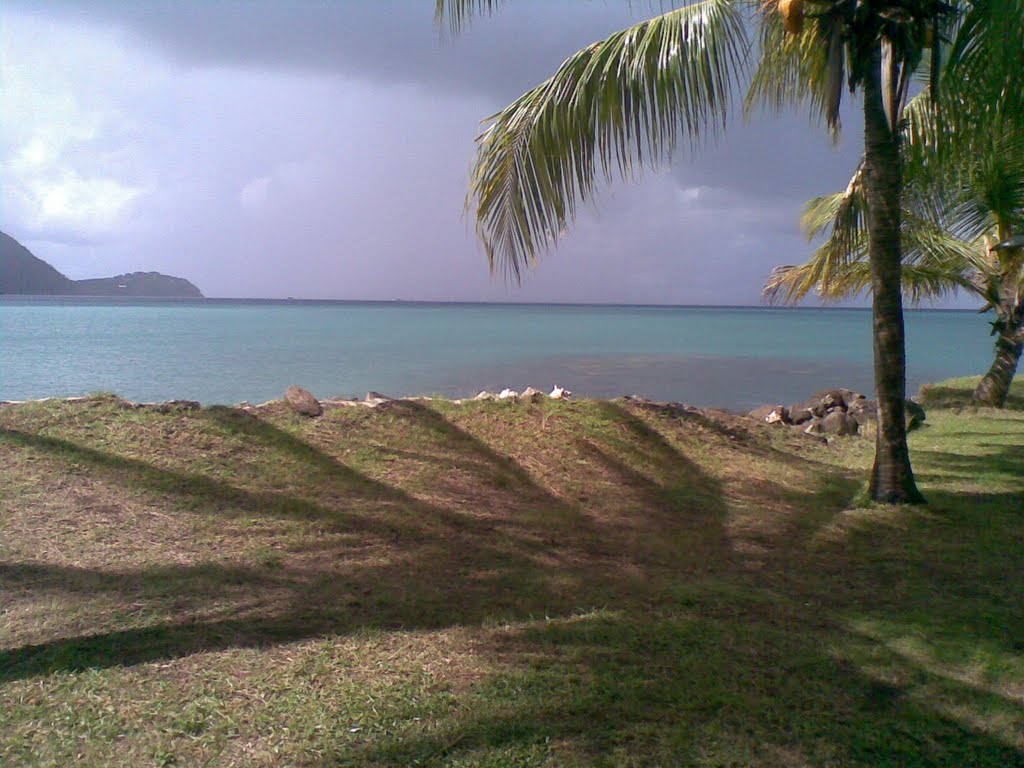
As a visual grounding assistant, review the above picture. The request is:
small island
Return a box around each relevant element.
[0,231,203,298]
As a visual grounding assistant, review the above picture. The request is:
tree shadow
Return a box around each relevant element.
[0,401,740,682]
[343,607,1023,767]
[2,399,1018,766]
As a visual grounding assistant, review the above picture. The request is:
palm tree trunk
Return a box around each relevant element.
[862,47,925,504]
[973,320,1023,407]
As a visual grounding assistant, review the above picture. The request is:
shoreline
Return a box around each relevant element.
[0,294,983,312]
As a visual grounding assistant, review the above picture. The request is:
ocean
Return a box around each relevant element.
[0,298,990,412]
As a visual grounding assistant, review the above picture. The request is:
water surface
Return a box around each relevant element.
[0,298,988,411]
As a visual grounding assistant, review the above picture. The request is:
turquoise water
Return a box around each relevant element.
[0,298,990,411]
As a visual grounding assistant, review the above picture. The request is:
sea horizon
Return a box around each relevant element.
[0,294,980,311]
[0,299,990,411]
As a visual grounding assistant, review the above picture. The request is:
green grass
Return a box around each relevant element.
[0,388,1021,767]
[919,375,1024,410]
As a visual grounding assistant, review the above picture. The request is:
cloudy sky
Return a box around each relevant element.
[1,0,927,305]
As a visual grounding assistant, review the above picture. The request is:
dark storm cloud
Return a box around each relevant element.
[9,0,658,102]
[2,1,971,307]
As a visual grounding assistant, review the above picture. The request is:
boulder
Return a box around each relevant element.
[787,404,815,425]
[285,385,322,417]
[843,398,925,430]
[473,391,494,401]
[497,388,519,400]
[820,410,859,436]
[905,399,927,431]
[803,418,825,435]
[847,398,876,426]
[810,388,849,416]
[365,391,393,403]
[840,389,867,406]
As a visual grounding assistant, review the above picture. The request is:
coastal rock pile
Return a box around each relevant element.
[747,388,926,437]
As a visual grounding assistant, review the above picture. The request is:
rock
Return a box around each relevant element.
[787,404,815,425]
[811,388,849,415]
[820,410,859,436]
[521,386,544,403]
[473,391,494,401]
[747,404,788,425]
[365,391,392,403]
[905,399,927,431]
[847,398,876,426]
[285,385,322,417]
[549,385,571,400]
[497,388,519,400]
[153,399,201,414]
[621,394,651,403]
[842,398,924,430]
[804,418,824,435]
[841,389,867,405]
[792,388,848,418]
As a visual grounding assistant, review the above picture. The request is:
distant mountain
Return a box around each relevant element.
[0,231,203,298]
[74,272,204,298]
[0,231,75,295]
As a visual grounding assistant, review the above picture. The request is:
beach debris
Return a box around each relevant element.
[549,385,571,400]
[473,391,495,400]
[363,391,398,407]
[521,386,544,403]
[747,404,787,425]
[497,388,519,400]
[322,398,364,408]
[285,385,323,417]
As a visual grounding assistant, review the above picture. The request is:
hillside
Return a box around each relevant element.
[1,386,1020,767]
[0,231,202,298]
[74,272,203,298]
[0,231,74,295]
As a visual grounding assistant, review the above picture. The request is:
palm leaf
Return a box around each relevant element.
[468,0,748,280]
[434,0,505,34]
[745,6,843,135]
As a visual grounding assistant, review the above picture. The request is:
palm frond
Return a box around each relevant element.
[468,0,748,280]
[434,0,505,34]
[945,0,1024,126]
[745,6,842,135]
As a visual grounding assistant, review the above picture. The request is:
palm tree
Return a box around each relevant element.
[766,122,1024,407]
[436,0,1022,504]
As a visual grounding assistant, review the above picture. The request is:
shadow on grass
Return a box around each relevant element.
[0,401,743,683]
[911,444,1024,495]
[345,608,1023,767]
[919,381,1024,410]
[2,399,1020,766]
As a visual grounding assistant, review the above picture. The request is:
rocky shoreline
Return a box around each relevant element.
[0,383,926,443]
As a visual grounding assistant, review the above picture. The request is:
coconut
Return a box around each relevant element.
[778,0,804,35]
[922,26,936,49]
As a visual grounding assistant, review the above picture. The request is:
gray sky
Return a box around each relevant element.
[1,0,958,305]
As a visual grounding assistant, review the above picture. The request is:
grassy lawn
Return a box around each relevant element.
[1,382,1021,767]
